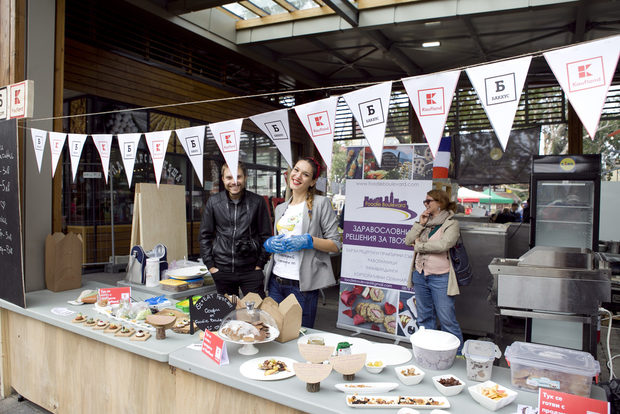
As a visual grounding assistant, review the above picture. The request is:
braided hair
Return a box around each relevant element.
[300,157,321,221]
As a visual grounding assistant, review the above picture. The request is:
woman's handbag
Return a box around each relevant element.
[449,236,473,286]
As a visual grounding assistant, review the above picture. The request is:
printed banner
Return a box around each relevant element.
[145,131,172,187]
[432,136,451,179]
[538,388,609,414]
[176,125,206,186]
[466,56,532,151]
[544,35,620,139]
[116,133,142,187]
[402,70,460,157]
[91,134,114,184]
[209,118,243,183]
[30,128,47,173]
[68,134,88,183]
[294,96,339,172]
[49,132,67,178]
[249,109,293,167]
[342,82,393,166]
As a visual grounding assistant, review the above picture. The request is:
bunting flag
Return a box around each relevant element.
[544,36,620,139]
[432,136,451,179]
[176,125,206,186]
[116,133,142,187]
[91,134,114,184]
[68,134,88,183]
[342,82,392,166]
[209,118,244,182]
[402,70,460,157]
[466,56,532,151]
[145,130,172,187]
[30,128,47,173]
[249,109,293,167]
[49,132,67,178]
[294,96,339,172]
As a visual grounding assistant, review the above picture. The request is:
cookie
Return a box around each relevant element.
[369,288,385,302]
[383,315,396,334]
[366,303,385,323]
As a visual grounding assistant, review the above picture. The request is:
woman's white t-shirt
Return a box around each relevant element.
[272,202,305,280]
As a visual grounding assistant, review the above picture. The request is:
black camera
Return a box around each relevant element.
[235,238,257,256]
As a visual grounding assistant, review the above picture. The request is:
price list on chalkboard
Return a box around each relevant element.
[0,119,25,307]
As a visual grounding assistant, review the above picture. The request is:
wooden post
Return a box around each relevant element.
[52,0,65,232]
[567,101,583,154]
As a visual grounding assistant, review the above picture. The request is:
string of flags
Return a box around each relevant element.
[28,35,619,187]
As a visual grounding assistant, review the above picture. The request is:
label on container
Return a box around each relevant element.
[539,388,609,414]
[527,376,560,390]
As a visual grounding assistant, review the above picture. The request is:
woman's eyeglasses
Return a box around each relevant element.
[423,199,435,206]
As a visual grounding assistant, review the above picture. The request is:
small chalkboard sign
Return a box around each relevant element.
[0,119,25,308]
[189,293,235,332]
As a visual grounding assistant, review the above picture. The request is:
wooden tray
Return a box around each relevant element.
[93,322,109,330]
[72,316,87,323]
[130,331,151,341]
[115,327,135,337]
[104,324,122,334]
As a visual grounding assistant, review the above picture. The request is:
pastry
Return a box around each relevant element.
[93,319,109,330]
[115,326,135,337]
[383,315,396,334]
[85,317,96,327]
[258,359,289,376]
[366,303,385,323]
[369,288,384,302]
[105,323,121,333]
[72,313,86,323]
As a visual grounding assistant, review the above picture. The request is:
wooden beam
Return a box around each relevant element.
[52,0,65,233]
[239,1,268,17]
[567,101,583,154]
[273,0,296,12]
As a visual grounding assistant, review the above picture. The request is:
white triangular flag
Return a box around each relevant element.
[144,130,172,187]
[176,125,206,186]
[342,82,392,166]
[209,119,243,183]
[544,36,620,139]
[30,128,47,173]
[116,133,142,187]
[67,134,88,183]
[249,109,293,167]
[49,132,67,178]
[466,56,532,151]
[294,96,339,172]
[402,70,461,157]
[91,134,114,184]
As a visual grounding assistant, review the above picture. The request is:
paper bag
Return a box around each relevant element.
[45,232,83,292]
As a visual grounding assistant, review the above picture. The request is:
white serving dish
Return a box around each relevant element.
[345,395,450,409]
[431,374,465,396]
[334,382,398,394]
[165,265,209,280]
[239,356,297,381]
[365,343,412,366]
[365,360,385,374]
[394,364,425,385]
[468,380,517,411]
[410,327,459,370]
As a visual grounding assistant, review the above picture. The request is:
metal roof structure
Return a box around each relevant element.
[129,0,620,88]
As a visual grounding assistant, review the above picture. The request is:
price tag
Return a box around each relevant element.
[189,293,235,332]
[538,388,609,414]
[98,287,131,305]
[201,330,228,366]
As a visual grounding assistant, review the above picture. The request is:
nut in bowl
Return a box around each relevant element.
[394,364,425,385]
[432,374,465,396]
[468,380,517,411]
[365,360,384,374]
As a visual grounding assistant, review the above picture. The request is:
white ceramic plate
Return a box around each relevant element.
[335,382,399,395]
[345,395,450,409]
[366,344,412,366]
[239,356,297,381]
[165,265,209,280]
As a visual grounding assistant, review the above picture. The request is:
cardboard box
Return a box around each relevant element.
[260,294,302,343]
[45,232,83,292]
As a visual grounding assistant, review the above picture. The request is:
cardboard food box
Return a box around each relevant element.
[260,295,302,343]
[45,232,83,292]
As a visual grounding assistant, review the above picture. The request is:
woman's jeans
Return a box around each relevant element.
[411,270,463,352]
[268,276,319,328]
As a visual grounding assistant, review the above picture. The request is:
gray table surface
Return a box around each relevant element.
[168,330,606,414]
[117,279,216,299]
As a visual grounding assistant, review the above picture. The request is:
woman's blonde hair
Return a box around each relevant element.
[427,189,457,213]
[296,157,321,220]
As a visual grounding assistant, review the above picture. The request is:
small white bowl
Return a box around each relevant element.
[432,374,465,396]
[394,364,425,385]
[468,380,517,411]
[365,360,385,374]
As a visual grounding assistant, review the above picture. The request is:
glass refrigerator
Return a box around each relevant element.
[530,154,601,251]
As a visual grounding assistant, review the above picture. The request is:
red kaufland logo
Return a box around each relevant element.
[418,87,445,116]
[220,131,237,152]
[307,111,331,136]
[567,57,605,92]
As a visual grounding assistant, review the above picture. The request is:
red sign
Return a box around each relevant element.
[201,330,228,365]
[539,388,609,414]
[98,287,131,305]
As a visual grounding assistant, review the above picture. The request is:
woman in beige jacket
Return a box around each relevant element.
[405,189,463,351]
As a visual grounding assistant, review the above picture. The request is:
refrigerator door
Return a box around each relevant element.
[535,180,595,249]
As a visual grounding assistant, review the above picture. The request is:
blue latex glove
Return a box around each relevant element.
[263,234,287,253]
[284,234,314,252]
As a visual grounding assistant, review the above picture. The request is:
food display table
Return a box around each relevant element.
[0,285,607,413]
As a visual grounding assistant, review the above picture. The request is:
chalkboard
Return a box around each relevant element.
[189,293,235,332]
[0,120,25,307]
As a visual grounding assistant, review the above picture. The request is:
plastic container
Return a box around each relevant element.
[462,340,501,382]
[504,341,600,397]
[409,327,460,370]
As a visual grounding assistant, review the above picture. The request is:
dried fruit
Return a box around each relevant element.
[342,309,353,318]
[384,302,396,315]
[340,290,357,307]
[353,314,365,325]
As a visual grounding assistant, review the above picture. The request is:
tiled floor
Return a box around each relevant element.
[2,284,618,412]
